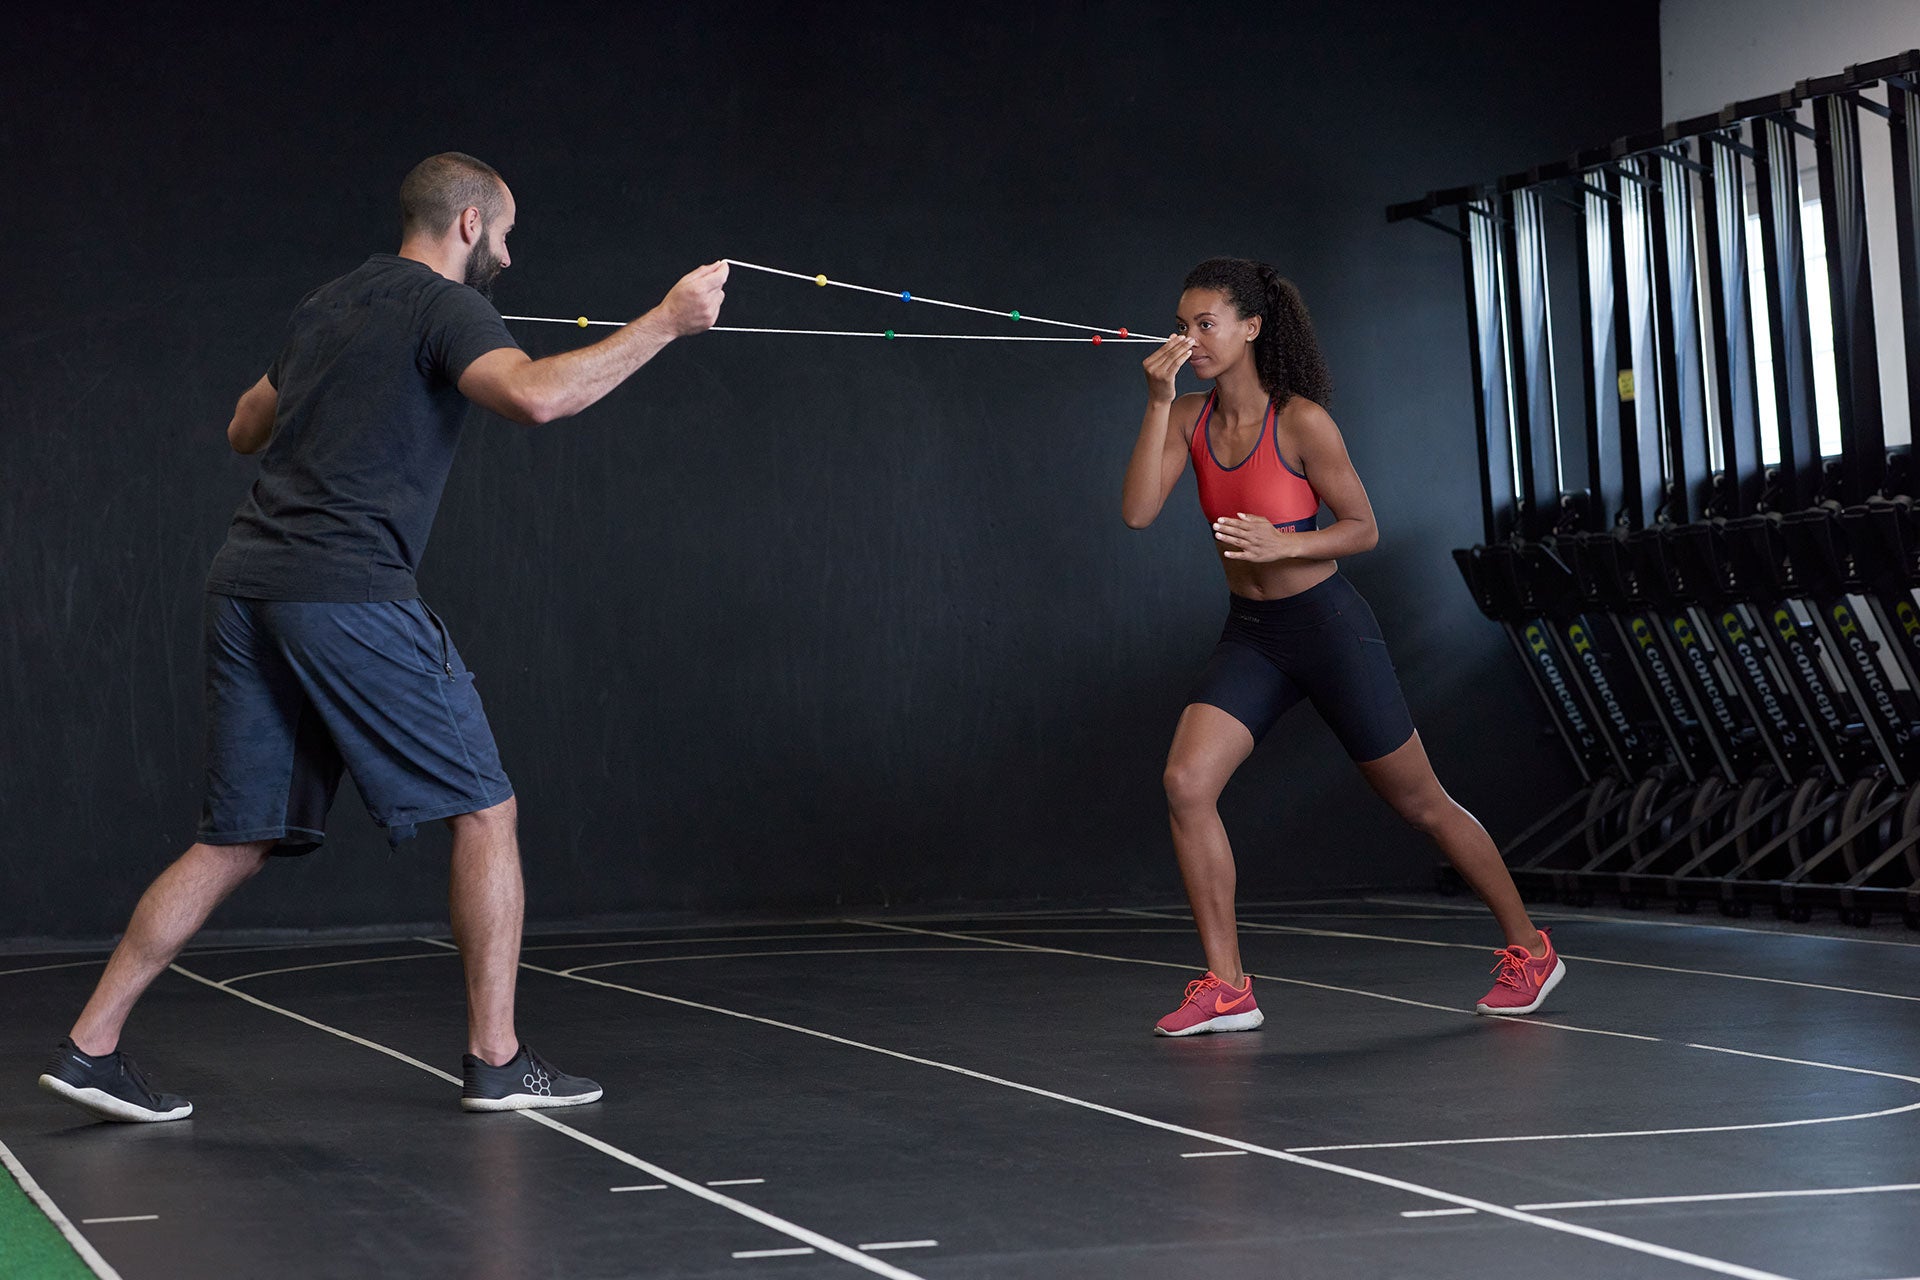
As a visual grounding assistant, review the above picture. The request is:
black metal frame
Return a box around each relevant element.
[1389,49,1920,928]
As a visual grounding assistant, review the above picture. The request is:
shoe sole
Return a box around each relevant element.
[1475,957,1567,1016]
[1154,1009,1265,1037]
[461,1087,604,1113]
[38,1075,192,1123]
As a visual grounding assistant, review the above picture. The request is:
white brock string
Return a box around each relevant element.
[498,257,1163,343]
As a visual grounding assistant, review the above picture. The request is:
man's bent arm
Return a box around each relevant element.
[458,310,680,426]
[228,374,277,454]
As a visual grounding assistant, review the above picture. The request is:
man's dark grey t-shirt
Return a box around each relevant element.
[206,254,520,602]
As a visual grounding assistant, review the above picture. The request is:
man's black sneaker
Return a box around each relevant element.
[38,1038,192,1123]
[460,1045,602,1112]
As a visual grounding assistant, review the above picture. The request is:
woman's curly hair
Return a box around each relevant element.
[1181,257,1332,407]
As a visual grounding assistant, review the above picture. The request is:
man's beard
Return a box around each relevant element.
[464,237,504,299]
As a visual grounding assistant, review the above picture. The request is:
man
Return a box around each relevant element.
[39,152,727,1120]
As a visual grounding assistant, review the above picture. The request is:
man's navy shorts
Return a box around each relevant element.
[197,594,513,852]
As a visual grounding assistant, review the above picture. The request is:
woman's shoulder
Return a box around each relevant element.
[1275,394,1338,439]
[1275,393,1330,420]
[1171,390,1212,441]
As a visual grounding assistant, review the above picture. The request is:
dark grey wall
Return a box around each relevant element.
[0,2,1660,940]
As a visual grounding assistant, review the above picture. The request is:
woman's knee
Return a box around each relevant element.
[1391,786,1457,835]
[1163,760,1224,814]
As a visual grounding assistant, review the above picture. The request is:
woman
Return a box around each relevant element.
[1121,257,1563,1036]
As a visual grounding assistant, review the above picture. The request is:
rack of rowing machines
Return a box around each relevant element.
[1454,484,1920,928]
[1389,51,1920,927]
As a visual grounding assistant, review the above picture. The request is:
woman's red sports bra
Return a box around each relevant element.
[1188,390,1320,532]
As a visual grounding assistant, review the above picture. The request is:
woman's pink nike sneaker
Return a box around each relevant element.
[1154,972,1265,1036]
[1475,929,1566,1015]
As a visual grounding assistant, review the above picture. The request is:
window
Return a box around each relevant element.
[1741,198,1843,464]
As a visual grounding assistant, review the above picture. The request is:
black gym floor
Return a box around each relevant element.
[3,895,1918,1279]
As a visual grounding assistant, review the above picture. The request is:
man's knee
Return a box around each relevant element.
[447,795,517,837]
[190,839,275,878]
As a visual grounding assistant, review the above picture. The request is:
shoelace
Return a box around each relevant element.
[1488,946,1534,989]
[1180,976,1219,1007]
[115,1053,157,1098]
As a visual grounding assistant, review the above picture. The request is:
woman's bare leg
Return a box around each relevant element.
[1356,732,1543,951]
[1163,704,1259,985]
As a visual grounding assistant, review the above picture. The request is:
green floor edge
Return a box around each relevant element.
[0,1140,100,1280]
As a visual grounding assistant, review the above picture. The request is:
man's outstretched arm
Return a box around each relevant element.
[458,260,728,426]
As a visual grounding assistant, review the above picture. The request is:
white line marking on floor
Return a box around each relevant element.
[522,931,906,955]
[183,936,459,957]
[0,1136,124,1280]
[1112,907,1920,1005]
[610,1184,667,1192]
[225,951,454,984]
[1282,1095,1920,1151]
[256,924,1918,1156]
[1125,897,1379,913]
[530,917,916,937]
[0,958,108,978]
[208,924,1920,1157]
[1401,1207,1477,1218]
[860,919,1664,1043]
[529,957,1793,1280]
[734,1247,817,1258]
[1234,913,1490,921]
[1179,1150,1248,1159]
[860,906,1171,922]
[859,1241,938,1251]
[1516,1183,1920,1211]
[709,1179,766,1187]
[1289,1050,1920,1153]
[1364,896,1920,950]
[1231,897,1403,908]
[0,899,1384,980]
[1680,1044,1920,1086]
[510,909,1126,950]
[564,947,1006,975]
[171,965,461,1082]
[169,962,928,1280]
[965,917,1920,1078]
[210,945,996,986]
[855,921,1920,1151]
[79,1215,158,1224]
[970,928,1202,935]
[516,1110,924,1276]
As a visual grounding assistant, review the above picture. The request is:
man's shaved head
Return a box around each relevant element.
[399,152,506,238]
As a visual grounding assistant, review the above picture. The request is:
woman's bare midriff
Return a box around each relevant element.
[1217,552,1337,601]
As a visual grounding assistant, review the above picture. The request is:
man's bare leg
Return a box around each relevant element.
[446,797,602,1111]
[447,797,522,1066]
[70,841,275,1056]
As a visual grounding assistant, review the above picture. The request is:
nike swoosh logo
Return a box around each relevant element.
[1213,989,1254,1015]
